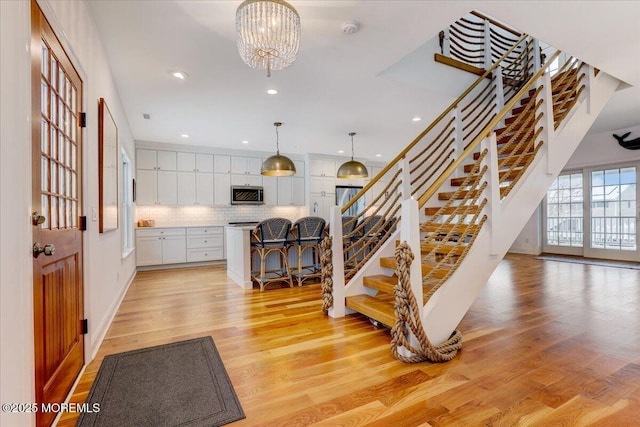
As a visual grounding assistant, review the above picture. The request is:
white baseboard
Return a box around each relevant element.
[89,269,136,360]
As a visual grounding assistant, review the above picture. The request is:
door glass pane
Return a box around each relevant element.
[591,167,636,251]
[41,119,49,154]
[41,45,48,76]
[546,172,584,247]
[41,195,49,229]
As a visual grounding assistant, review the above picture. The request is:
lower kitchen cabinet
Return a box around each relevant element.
[136,226,225,267]
[136,227,186,266]
[186,227,224,262]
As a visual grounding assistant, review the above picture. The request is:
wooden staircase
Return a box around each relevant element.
[344,66,583,329]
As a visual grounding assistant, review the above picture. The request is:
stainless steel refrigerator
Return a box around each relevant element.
[335,185,365,216]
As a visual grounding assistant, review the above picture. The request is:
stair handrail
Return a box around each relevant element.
[340,33,529,215]
[417,49,562,208]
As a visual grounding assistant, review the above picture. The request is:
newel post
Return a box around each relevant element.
[537,71,555,175]
[328,205,345,318]
[481,134,500,255]
[483,18,492,69]
[493,66,505,128]
[397,198,423,358]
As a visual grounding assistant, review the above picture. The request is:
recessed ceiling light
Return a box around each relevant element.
[242,140,249,144]
[412,116,422,122]
[181,134,189,138]
[171,70,188,80]
[376,154,382,157]
[338,150,344,154]
[267,89,278,95]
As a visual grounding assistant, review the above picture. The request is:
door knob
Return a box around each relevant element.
[32,212,46,226]
[33,242,55,258]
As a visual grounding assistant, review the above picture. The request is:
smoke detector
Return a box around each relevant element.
[341,21,360,35]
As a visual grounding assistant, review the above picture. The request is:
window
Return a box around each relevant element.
[545,172,583,247]
[590,167,636,251]
[121,149,134,257]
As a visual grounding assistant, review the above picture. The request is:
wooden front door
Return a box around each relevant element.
[31,2,84,426]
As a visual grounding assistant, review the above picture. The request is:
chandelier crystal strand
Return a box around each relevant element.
[236,0,301,77]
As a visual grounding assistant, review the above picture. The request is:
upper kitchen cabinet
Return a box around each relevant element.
[177,152,214,173]
[137,169,177,205]
[309,159,336,177]
[231,156,262,175]
[137,149,176,171]
[214,155,231,174]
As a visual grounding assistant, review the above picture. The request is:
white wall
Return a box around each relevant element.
[509,124,640,255]
[1,2,35,425]
[1,2,136,425]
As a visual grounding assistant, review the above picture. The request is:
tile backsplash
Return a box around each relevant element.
[135,205,309,226]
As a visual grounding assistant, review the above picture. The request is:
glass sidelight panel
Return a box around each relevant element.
[590,167,636,251]
[545,172,584,247]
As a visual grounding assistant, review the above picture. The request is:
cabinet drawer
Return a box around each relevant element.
[187,248,224,262]
[136,227,185,238]
[187,235,223,249]
[187,227,223,236]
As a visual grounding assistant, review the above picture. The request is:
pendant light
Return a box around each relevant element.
[236,0,301,77]
[337,132,368,179]
[261,122,296,176]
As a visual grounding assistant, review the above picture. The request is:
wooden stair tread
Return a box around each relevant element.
[438,189,480,201]
[465,152,534,172]
[345,294,395,327]
[420,241,467,256]
[379,257,451,278]
[424,205,479,216]
[451,170,513,186]
[420,223,480,234]
[363,274,397,294]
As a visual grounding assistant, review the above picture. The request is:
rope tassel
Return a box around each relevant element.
[391,242,463,363]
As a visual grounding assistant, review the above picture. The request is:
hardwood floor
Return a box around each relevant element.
[57,254,640,426]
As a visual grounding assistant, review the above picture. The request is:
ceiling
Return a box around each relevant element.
[87,1,640,161]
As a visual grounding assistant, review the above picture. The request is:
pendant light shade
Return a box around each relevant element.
[261,122,296,176]
[337,132,368,179]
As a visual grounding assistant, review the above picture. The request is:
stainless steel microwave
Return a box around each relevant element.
[230,186,264,205]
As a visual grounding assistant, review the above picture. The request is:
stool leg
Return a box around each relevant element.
[260,248,267,291]
[282,247,293,287]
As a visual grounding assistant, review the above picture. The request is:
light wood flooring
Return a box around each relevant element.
[57,254,640,426]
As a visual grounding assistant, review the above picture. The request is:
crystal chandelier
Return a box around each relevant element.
[236,0,301,77]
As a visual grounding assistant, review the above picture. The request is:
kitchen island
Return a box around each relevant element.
[225,225,255,289]
[225,222,321,290]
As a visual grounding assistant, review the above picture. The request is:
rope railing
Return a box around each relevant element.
[337,32,530,284]
[441,11,524,70]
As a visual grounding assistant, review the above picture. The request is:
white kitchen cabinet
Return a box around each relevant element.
[278,176,305,206]
[196,173,214,205]
[136,228,186,266]
[177,172,197,205]
[214,173,231,205]
[178,172,214,206]
[136,170,157,205]
[231,156,262,175]
[136,169,177,205]
[262,176,278,206]
[157,171,177,205]
[310,159,336,177]
[231,174,262,187]
[310,176,336,195]
[196,154,214,173]
[136,149,157,170]
[186,227,224,262]
[137,149,176,171]
[214,155,231,174]
[310,193,336,221]
[177,152,196,172]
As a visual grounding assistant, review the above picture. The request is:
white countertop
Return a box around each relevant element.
[136,222,228,229]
